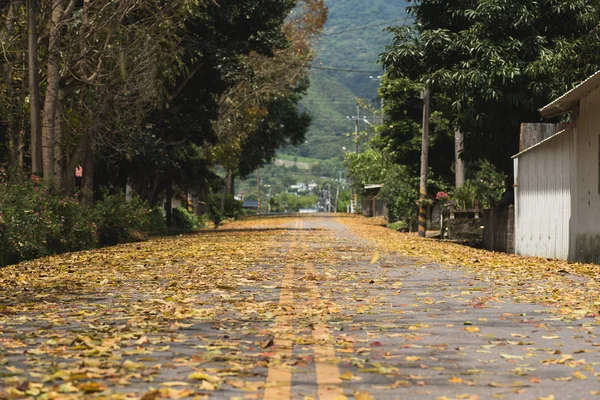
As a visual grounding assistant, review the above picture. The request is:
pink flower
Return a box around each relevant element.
[436,191,450,200]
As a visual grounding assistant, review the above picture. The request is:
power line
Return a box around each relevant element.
[186,37,382,74]
[320,18,407,37]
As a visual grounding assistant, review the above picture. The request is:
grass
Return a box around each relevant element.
[386,221,407,231]
[277,153,321,164]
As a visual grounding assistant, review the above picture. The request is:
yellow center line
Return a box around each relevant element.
[263,220,298,399]
[302,222,344,399]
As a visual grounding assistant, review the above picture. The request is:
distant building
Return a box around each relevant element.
[242,200,259,211]
[514,70,600,262]
[299,208,318,213]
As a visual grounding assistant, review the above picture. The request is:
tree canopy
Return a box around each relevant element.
[381,0,600,171]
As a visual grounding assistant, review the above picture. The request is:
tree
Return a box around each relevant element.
[208,0,326,213]
[377,75,454,183]
[381,0,600,171]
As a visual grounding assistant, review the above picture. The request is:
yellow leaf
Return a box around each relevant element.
[161,382,190,387]
[448,376,465,384]
[199,380,216,391]
[572,371,587,380]
[340,370,360,381]
[58,382,79,394]
[500,353,523,360]
[355,391,374,400]
[541,335,560,340]
[370,252,380,264]
[78,382,107,393]
[464,326,480,333]
[123,359,146,371]
[188,372,221,382]
[405,356,421,362]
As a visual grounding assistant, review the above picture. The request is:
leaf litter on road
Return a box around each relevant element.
[1,215,600,399]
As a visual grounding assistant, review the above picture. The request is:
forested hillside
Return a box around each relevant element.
[282,0,409,161]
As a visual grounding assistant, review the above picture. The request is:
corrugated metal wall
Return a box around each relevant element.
[573,88,600,262]
[515,130,574,260]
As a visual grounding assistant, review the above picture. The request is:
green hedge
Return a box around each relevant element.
[0,172,167,266]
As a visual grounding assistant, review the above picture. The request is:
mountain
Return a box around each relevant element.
[282,0,410,162]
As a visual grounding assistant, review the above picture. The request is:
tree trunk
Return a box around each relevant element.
[220,171,228,215]
[82,142,93,204]
[220,170,234,215]
[165,183,174,228]
[455,128,465,188]
[27,0,42,175]
[54,98,63,186]
[3,1,24,171]
[418,87,430,238]
[42,0,64,180]
[9,63,28,171]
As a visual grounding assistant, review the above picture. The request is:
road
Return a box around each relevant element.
[1,216,599,399]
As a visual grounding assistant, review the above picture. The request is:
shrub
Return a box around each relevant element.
[0,174,54,263]
[172,207,200,232]
[92,190,151,246]
[0,172,97,264]
[148,207,167,235]
[47,194,98,253]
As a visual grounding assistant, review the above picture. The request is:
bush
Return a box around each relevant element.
[47,195,98,253]
[172,207,200,232]
[0,174,54,263]
[92,190,151,246]
[451,160,505,209]
[0,172,97,265]
[148,207,167,235]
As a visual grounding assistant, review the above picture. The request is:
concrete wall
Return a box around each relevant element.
[573,87,600,262]
[514,127,574,260]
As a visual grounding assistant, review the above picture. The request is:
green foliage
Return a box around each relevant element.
[271,193,318,212]
[451,160,505,209]
[452,181,479,210]
[381,0,600,172]
[344,148,387,194]
[92,190,152,246]
[0,173,97,265]
[148,208,167,236]
[387,220,407,231]
[172,207,201,233]
[379,76,454,181]
[379,165,419,222]
[47,195,98,254]
[208,194,244,219]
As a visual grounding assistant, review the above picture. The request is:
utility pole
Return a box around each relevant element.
[455,128,465,188]
[354,105,359,152]
[348,105,362,153]
[256,170,261,214]
[418,87,431,238]
[335,171,341,213]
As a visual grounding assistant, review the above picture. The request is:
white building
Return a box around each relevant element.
[513,70,600,263]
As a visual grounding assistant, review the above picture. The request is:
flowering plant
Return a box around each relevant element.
[436,191,450,200]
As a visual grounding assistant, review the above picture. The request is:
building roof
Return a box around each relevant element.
[539,70,600,119]
[364,183,385,189]
[512,129,568,158]
[242,200,259,208]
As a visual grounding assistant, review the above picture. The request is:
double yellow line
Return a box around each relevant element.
[264,220,344,400]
